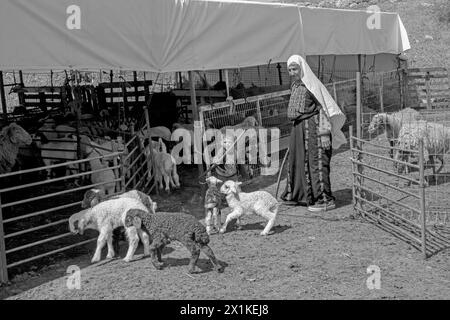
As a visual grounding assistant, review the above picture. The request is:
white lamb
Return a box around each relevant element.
[69,197,151,263]
[146,138,180,193]
[219,180,279,236]
[394,120,450,176]
[86,149,116,196]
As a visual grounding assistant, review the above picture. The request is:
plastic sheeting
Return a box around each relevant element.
[0,0,410,72]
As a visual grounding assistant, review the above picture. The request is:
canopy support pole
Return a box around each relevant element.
[0,71,8,123]
[189,71,206,199]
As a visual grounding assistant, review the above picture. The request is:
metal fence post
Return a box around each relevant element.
[0,193,9,284]
[356,72,362,140]
[256,98,263,126]
[418,138,427,259]
[379,75,384,112]
[144,106,158,194]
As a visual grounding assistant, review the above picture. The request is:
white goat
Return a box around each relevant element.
[219,180,279,236]
[147,138,180,193]
[69,197,151,263]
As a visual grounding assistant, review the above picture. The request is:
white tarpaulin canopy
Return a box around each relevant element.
[0,0,410,72]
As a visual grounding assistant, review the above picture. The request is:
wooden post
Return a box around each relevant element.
[133,71,138,116]
[350,125,358,211]
[224,69,230,98]
[111,141,121,192]
[130,126,137,188]
[425,71,432,110]
[398,69,404,110]
[0,71,8,123]
[379,75,384,112]
[403,68,409,109]
[18,71,25,107]
[109,70,113,107]
[332,82,337,102]
[418,138,427,259]
[144,106,158,194]
[356,72,362,140]
[189,71,205,181]
[276,63,283,86]
[0,193,9,284]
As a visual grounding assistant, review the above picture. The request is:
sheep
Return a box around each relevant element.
[219,180,279,236]
[367,108,422,157]
[139,126,172,142]
[88,137,127,163]
[86,149,116,196]
[0,123,33,174]
[124,209,224,273]
[204,175,224,235]
[80,188,157,254]
[34,134,87,178]
[81,188,156,212]
[394,120,450,178]
[37,119,58,140]
[69,197,151,263]
[220,116,259,133]
[146,138,180,193]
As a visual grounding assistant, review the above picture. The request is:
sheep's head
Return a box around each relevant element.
[206,176,223,187]
[3,123,32,146]
[220,180,242,195]
[152,138,167,153]
[68,209,89,234]
[368,114,386,135]
[81,189,104,208]
[243,116,258,127]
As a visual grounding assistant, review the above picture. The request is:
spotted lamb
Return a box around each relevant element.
[219,180,279,236]
[124,209,224,274]
[204,175,224,235]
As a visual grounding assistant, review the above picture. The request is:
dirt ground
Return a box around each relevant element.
[1,146,449,300]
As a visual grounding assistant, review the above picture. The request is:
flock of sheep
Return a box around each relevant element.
[368,107,450,180]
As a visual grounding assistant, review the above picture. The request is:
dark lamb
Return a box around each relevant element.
[125,210,224,273]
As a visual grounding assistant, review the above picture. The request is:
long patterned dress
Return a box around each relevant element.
[281,81,335,206]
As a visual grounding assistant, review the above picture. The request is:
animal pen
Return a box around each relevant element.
[352,67,450,259]
[0,0,415,284]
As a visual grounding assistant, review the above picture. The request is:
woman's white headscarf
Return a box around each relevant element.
[287,54,347,150]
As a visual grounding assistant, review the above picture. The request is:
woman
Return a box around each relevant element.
[281,55,346,212]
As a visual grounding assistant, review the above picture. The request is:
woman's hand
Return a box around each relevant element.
[320,135,331,150]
